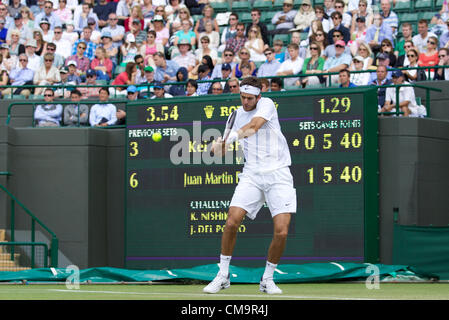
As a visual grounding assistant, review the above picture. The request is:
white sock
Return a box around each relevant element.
[219,254,232,276]
[262,261,277,281]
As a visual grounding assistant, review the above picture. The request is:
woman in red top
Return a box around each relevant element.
[111,61,138,96]
[124,6,144,32]
[418,36,439,75]
[90,47,113,80]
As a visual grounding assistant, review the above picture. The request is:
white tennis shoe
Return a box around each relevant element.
[203,272,230,294]
[259,278,282,294]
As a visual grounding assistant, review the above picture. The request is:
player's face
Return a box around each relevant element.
[240,92,260,111]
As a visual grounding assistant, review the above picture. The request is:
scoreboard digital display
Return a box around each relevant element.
[125,88,379,269]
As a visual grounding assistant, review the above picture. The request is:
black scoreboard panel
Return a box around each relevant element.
[125,88,379,269]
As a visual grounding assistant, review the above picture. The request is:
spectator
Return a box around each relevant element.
[120,33,139,66]
[34,88,63,127]
[434,48,449,80]
[66,43,90,75]
[110,61,137,96]
[257,47,281,78]
[75,3,98,33]
[365,13,394,55]
[51,26,71,59]
[91,47,113,81]
[439,19,449,48]
[196,64,211,95]
[260,78,269,92]
[232,48,257,78]
[33,52,60,95]
[151,81,173,98]
[173,19,196,48]
[8,28,26,57]
[375,39,396,68]
[244,25,265,62]
[313,5,330,33]
[193,4,219,39]
[323,40,352,85]
[43,42,64,69]
[125,19,147,47]
[185,0,207,16]
[62,20,79,45]
[370,64,392,110]
[396,40,414,68]
[134,54,146,84]
[298,41,325,88]
[8,0,24,18]
[209,81,223,95]
[395,23,413,59]
[276,43,304,87]
[89,87,117,126]
[273,39,286,63]
[72,27,97,60]
[211,49,236,79]
[349,16,368,56]
[270,0,297,35]
[412,20,437,54]
[338,68,357,88]
[350,55,370,86]
[63,89,89,126]
[166,0,188,26]
[152,14,169,48]
[173,39,196,73]
[94,0,117,29]
[185,78,198,96]
[54,0,73,24]
[225,22,247,55]
[100,31,118,66]
[39,18,53,43]
[246,9,269,49]
[19,7,34,30]
[153,51,179,83]
[66,61,82,85]
[116,0,133,23]
[0,19,8,44]
[403,48,425,82]
[34,0,61,29]
[102,13,125,48]
[33,29,46,56]
[7,12,32,45]
[226,77,240,94]
[349,0,373,28]
[168,66,188,96]
[140,30,163,67]
[270,77,284,91]
[431,0,449,25]
[199,19,220,50]
[217,63,232,85]
[355,41,373,69]
[328,11,350,45]
[54,67,71,98]
[87,17,102,45]
[2,53,34,97]
[368,52,393,83]
[418,36,439,76]
[381,70,426,117]
[0,4,13,30]
[332,0,352,29]
[219,12,239,53]
[292,0,315,32]
[24,39,41,72]
[126,85,139,103]
[195,35,218,65]
[0,43,17,72]
[323,29,351,59]
[138,65,155,98]
[239,62,253,79]
[380,0,398,36]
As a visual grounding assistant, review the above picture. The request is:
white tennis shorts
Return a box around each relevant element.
[230,167,297,220]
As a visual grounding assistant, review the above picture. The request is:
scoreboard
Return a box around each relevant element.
[125,88,379,269]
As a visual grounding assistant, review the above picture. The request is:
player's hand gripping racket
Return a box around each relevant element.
[210,110,237,156]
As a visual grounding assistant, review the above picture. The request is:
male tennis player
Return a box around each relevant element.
[203,76,296,294]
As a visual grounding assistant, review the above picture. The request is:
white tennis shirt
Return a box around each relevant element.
[231,97,291,173]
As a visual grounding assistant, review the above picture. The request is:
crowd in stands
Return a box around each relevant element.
[1,0,448,124]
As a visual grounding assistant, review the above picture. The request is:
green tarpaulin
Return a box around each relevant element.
[0,263,437,283]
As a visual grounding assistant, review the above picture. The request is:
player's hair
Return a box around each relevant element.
[240,76,262,90]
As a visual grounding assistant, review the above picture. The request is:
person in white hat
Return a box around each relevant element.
[24,39,41,72]
[120,33,139,66]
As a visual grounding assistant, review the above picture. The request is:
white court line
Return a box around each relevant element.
[46,289,376,300]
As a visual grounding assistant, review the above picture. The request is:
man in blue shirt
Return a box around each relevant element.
[323,40,352,85]
[3,53,34,98]
[71,27,97,60]
[257,47,281,77]
[365,13,394,55]
[338,69,357,88]
[196,64,212,96]
[0,18,7,43]
[34,0,61,29]
[153,52,180,83]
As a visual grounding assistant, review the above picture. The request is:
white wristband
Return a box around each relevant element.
[226,130,239,144]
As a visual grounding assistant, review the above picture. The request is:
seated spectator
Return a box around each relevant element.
[292,0,315,32]
[32,29,47,57]
[246,9,269,49]
[211,49,236,79]
[35,0,61,28]
[322,40,352,85]
[24,39,41,72]
[195,35,218,66]
[33,53,60,95]
[63,89,89,126]
[349,0,373,28]
[412,19,437,55]
[270,77,284,91]
[418,36,439,76]
[120,33,139,66]
[62,21,79,46]
[44,42,65,69]
[66,42,90,77]
[434,48,449,81]
[55,0,73,23]
[100,31,118,66]
[110,61,137,96]
[239,62,253,79]
[125,19,147,47]
[91,47,113,81]
[137,66,155,98]
[257,47,281,78]
[301,24,328,58]
[370,65,392,110]
[353,41,373,70]
[349,55,370,86]
[225,23,247,56]
[244,25,266,62]
[199,19,219,50]
[89,87,118,126]
[34,88,63,127]
[298,41,325,88]
[338,69,357,88]
[0,19,7,44]
[152,14,170,48]
[260,78,269,92]
[166,0,188,26]
[193,5,219,40]
[39,18,54,43]
[0,44,16,72]
[185,78,198,96]
[365,13,393,56]
[328,11,350,45]
[102,13,125,49]
[168,67,188,96]
[273,39,286,63]
[8,29,25,57]
[75,3,98,33]
[209,81,223,95]
[79,69,101,98]
[381,70,426,117]
[52,26,72,59]
[276,43,304,87]
[394,23,413,59]
[66,61,82,85]
[153,51,180,83]
[7,12,32,46]
[125,5,144,33]
[151,81,173,98]
[2,53,34,98]
[72,27,97,60]
[232,48,257,79]
[196,64,211,95]
[53,67,72,98]
[403,48,426,82]
[323,29,351,59]
[173,39,196,73]
[313,5,330,33]
[226,77,240,94]
[219,12,239,53]
[19,7,34,30]
[270,0,297,35]
[349,16,368,56]
[173,19,196,48]
[374,39,396,68]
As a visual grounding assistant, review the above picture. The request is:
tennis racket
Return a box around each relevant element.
[209,110,237,156]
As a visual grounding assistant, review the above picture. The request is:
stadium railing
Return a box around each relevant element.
[0,172,58,268]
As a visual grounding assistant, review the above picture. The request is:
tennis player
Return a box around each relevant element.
[203,76,297,294]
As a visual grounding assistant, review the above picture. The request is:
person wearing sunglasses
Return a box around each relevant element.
[33,52,61,95]
[270,0,297,35]
[418,36,439,77]
[402,48,424,82]
[291,0,315,33]
[34,88,63,127]
[412,19,437,55]
[257,47,281,78]
[327,11,350,45]
[34,0,62,30]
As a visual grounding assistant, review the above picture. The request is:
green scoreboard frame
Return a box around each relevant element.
[125,87,379,269]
